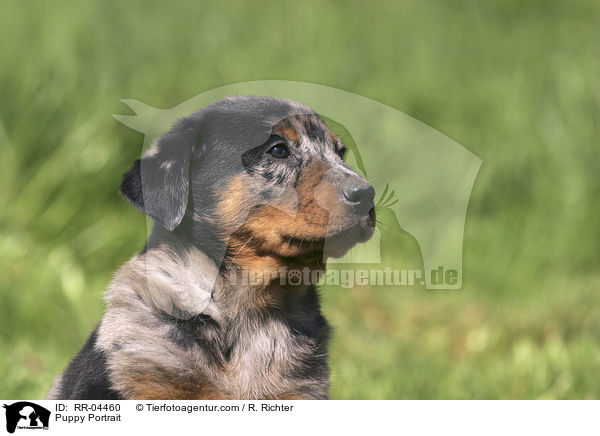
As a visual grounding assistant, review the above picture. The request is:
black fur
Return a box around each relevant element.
[53,325,122,400]
[120,117,196,231]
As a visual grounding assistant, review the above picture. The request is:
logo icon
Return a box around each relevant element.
[114,81,481,292]
[3,402,50,434]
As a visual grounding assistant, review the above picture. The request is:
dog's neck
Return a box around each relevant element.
[101,224,331,400]
[139,223,322,321]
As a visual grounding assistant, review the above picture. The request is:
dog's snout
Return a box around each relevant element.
[342,179,375,207]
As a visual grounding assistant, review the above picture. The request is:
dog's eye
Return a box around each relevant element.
[267,143,290,159]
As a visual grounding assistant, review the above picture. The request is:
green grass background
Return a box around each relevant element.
[1,0,599,399]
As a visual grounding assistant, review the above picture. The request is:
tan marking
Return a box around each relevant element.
[123,371,231,400]
[329,129,339,144]
[273,118,300,143]
[222,161,349,274]
[217,174,249,232]
[279,126,300,143]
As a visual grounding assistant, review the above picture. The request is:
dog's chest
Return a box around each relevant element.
[213,317,311,398]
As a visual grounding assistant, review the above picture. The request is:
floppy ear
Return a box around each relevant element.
[120,124,195,231]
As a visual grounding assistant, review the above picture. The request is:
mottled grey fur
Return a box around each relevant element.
[93,240,329,399]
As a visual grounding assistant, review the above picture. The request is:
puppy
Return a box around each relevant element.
[47,96,375,400]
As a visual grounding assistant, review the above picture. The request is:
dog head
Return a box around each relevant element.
[120,96,375,271]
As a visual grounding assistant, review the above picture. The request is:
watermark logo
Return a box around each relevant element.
[113,81,481,309]
[2,402,50,434]
[228,266,459,289]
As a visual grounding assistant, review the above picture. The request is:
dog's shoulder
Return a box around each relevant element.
[91,245,331,399]
[46,324,122,400]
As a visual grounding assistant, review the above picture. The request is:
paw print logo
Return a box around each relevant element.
[287,270,302,285]
[115,81,481,289]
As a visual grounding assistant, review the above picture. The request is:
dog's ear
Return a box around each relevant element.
[120,124,196,231]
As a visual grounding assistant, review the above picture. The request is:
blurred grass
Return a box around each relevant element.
[1,0,599,399]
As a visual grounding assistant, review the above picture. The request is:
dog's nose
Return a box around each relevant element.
[342,179,375,208]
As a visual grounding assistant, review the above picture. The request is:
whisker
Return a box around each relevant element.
[375,220,410,238]
[376,184,389,207]
[382,198,399,208]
